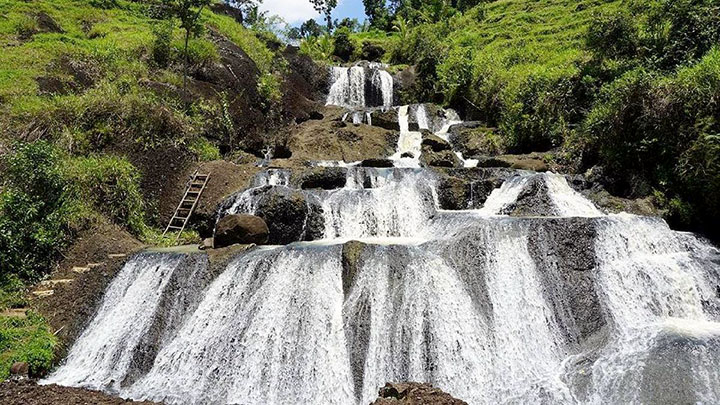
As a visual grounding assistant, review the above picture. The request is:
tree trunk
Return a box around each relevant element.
[183,28,190,91]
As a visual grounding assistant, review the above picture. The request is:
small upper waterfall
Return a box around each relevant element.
[326,63,393,109]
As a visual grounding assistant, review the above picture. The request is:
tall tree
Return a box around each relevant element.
[300,18,324,38]
[309,0,337,30]
[363,0,390,29]
[158,0,212,90]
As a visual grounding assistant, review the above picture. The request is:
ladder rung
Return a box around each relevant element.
[167,225,183,230]
[174,216,188,220]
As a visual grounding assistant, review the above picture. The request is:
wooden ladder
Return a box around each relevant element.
[163,171,210,240]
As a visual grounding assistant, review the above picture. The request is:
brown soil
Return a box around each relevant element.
[31,220,144,360]
[0,380,157,405]
[161,160,262,238]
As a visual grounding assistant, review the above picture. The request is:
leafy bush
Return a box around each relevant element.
[0,142,150,283]
[188,137,221,161]
[332,29,356,62]
[0,312,57,380]
[152,20,174,68]
[0,142,77,282]
[64,156,146,234]
[178,38,219,72]
[586,11,638,60]
[299,35,334,61]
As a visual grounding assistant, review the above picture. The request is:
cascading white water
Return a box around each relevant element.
[327,66,366,108]
[46,147,720,403]
[389,106,423,168]
[326,64,393,109]
[370,69,393,109]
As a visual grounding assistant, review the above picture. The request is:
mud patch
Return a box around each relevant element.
[32,221,144,360]
[0,380,156,405]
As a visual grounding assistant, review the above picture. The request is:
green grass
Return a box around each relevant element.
[0,0,276,120]
[0,312,57,380]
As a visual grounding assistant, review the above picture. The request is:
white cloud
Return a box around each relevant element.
[259,0,321,24]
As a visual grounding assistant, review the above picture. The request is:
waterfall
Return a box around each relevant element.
[46,169,720,404]
[326,64,393,109]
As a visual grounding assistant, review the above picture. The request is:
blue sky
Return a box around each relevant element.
[259,0,367,25]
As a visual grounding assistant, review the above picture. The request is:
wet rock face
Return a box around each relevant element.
[372,382,468,405]
[296,167,347,190]
[243,186,325,244]
[341,241,367,296]
[362,158,395,168]
[420,147,462,168]
[434,168,517,210]
[501,175,556,216]
[214,214,269,248]
[421,133,452,152]
[527,218,604,346]
[372,109,404,132]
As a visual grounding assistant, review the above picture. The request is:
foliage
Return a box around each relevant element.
[333,29,356,62]
[64,155,146,234]
[0,142,150,283]
[0,312,57,380]
[309,0,338,29]
[155,0,213,89]
[300,35,334,62]
[0,142,77,283]
[152,20,175,68]
[300,19,325,39]
[188,137,221,161]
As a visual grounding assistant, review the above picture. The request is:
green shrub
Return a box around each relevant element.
[0,142,77,282]
[0,312,57,380]
[152,20,174,68]
[332,30,356,62]
[178,38,219,71]
[188,137,221,162]
[582,68,655,177]
[258,73,282,104]
[586,11,638,60]
[64,155,146,234]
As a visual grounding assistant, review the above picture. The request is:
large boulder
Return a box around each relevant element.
[372,109,405,132]
[420,147,462,168]
[436,176,501,210]
[433,168,513,210]
[288,107,399,162]
[214,214,269,247]
[421,132,452,152]
[372,382,468,405]
[448,123,504,157]
[244,186,325,244]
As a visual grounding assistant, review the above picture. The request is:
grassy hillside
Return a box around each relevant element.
[0,0,291,377]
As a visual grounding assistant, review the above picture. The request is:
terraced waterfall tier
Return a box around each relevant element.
[45,168,720,405]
